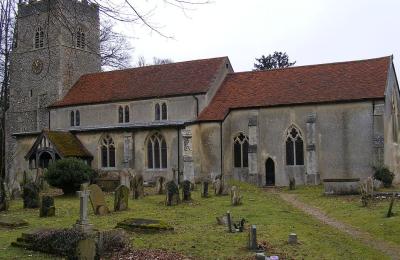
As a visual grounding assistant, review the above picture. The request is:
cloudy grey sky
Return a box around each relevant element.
[119,0,400,72]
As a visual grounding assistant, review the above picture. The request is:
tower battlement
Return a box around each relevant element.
[18,0,98,17]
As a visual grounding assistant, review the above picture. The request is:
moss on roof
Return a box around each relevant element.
[46,131,92,158]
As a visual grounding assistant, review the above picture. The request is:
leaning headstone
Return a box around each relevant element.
[248,225,257,251]
[88,184,109,215]
[75,190,93,233]
[131,174,144,199]
[182,180,192,201]
[76,238,96,260]
[231,186,242,206]
[387,193,396,218]
[201,181,209,198]
[23,182,40,209]
[39,196,55,217]
[114,185,129,211]
[155,176,166,194]
[165,181,180,206]
[288,233,298,245]
[120,170,131,189]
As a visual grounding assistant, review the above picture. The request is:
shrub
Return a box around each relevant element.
[44,158,96,194]
[373,166,395,188]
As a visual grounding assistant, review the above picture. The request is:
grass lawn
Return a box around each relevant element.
[0,182,390,259]
[288,185,400,247]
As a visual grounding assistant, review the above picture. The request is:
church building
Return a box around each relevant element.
[6,0,400,190]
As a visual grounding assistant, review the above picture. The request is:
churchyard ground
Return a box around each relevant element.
[285,185,400,246]
[0,182,392,259]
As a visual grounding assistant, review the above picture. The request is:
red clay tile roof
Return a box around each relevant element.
[51,57,229,108]
[198,57,391,121]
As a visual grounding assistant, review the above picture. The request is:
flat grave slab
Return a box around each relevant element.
[0,216,28,228]
[116,218,174,232]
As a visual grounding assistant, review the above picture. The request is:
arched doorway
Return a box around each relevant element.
[39,151,53,169]
[265,158,275,186]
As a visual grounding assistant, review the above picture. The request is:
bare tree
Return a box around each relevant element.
[100,21,132,70]
[136,56,173,67]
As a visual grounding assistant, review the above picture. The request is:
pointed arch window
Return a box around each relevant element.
[76,26,86,49]
[118,106,124,123]
[75,111,80,126]
[161,103,167,120]
[286,126,304,166]
[101,135,116,168]
[392,95,398,143]
[34,26,44,49]
[147,133,167,169]
[155,103,161,121]
[70,111,75,127]
[233,133,249,168]
[124,105,130,123]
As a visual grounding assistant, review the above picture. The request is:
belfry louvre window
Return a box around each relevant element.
[147,133,167,169]
[101,135,116,168]
[233,133,249,168]
[285,127,304,166]
[76,27,86,49]
[34,26,44,49]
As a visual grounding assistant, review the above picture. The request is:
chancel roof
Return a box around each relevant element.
[198,56,391,121]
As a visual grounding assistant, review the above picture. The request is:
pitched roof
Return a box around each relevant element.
[51,57,229,108]
[25,130,92,159]
[46,131,92,158]
[198,56,391,121]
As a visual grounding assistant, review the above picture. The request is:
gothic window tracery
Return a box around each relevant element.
[147,133,167,169]
[285,126,304,166]
[155,102,167,121]
[233,133,249,168]
[101,135,115,168]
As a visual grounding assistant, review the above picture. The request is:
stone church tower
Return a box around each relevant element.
[5,0,101,185]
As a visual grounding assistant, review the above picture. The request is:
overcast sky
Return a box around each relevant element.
[118,0,400,72]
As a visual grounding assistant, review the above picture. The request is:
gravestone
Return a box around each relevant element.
[88,184,109,215]
[75,190,93,233]
[155,176,166,194]
[0,180,9,211]
[76,238,96,260]
[227,211,233,233]
[165,181,180,206]
[0,215,28,228]
[201,181,209,198]
[231,186,242,206]
[248,225,258,251]
[114,185,129,211]
[131,174,144,199]
[214,179,222,195]
[182,180,192,201]
[120,170,131,189]
[23,182,40,209]
[39,196,55,217]
[288,233,298,245]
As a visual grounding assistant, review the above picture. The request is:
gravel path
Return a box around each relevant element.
[277,192,400,260]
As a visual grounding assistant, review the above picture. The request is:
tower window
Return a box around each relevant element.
[76,27,86,49]
[34,26,44,49]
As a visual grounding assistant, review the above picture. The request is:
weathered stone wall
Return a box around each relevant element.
[50,95,202,130]
[75,128,182,182]
[383,62,400,183]
[6,0,100,186]
[215,101,380,186]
